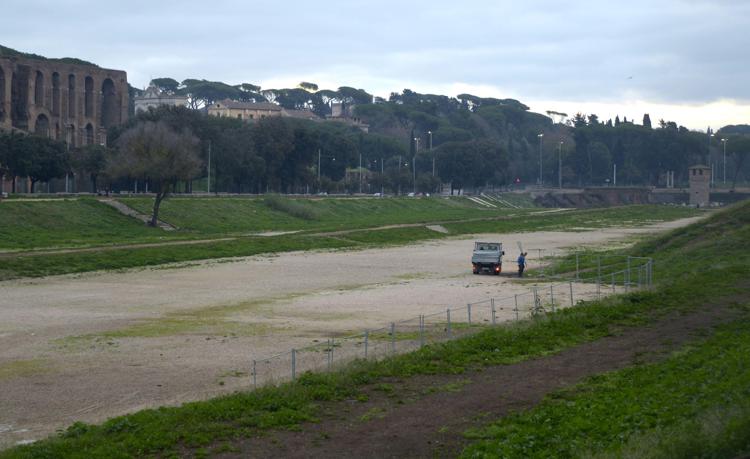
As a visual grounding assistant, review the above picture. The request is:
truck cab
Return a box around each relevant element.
[471,242,504,275]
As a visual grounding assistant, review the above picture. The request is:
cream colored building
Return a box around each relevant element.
[133,85,188,113]
[208,99,281,120]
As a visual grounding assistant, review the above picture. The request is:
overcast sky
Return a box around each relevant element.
[4,0,748,130]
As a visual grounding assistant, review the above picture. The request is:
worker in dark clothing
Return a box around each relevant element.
[517,252,527,277]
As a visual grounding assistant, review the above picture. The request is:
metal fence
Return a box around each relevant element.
[250,253,653,389]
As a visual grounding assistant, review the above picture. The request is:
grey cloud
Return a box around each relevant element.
[2,0,748,105]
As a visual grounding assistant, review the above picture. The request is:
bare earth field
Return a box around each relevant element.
[0,217,701,448]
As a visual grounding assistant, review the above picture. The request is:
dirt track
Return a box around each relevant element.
[0,217,700,448]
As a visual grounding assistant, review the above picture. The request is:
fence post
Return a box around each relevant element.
[331,337,335,367]
[467,303,472,325]
[649,259,654,286]
[569,281,574,307]
[626,256,631,292]
[533,287,539,313]
[390,322,396,354]
[611,273,615,293]
[550,284,555,312]
[597,256,602,299]
[514,295,519,321]
[419,315,425,348]
[252,359,257,389]
[575,251,580,280]
[491,298,496,325]
[637,265,642,288]
[364,330,369,360]
[291,349,296,381]
[327,339,332,371]
[447,308,452,339]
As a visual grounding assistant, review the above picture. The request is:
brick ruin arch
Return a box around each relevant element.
[52,72,60,116]
[84,76,94,118]
[0,65,5,123]
[34,70,45,106]
[1,54,128,149]
[85,123,94,145]
[11,65,30,130]
[34,113,50,137]
[101,78,118,128]
[67,74,76,118]
[67,123,76,147]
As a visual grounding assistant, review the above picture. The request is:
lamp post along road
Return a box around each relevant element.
[413,137,420,194]
[721,138,727,185]
[207,139,212,193]
[428,131,434,176]
[558,141,563,189]
[537,133,544,186]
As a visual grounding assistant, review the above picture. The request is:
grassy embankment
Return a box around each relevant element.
[1,201,747,458]
[0,196,699,280]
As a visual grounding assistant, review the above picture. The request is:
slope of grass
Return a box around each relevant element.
[1,202,744,458]
[0,199,173,250]
[461,317,750,459]
[119,196,534,234]
[0,204,700,280]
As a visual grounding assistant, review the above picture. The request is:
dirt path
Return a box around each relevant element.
[0,217,701,449]
[226,300,743,458]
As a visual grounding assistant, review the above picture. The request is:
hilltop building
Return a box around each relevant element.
[326,102,369,133]
[208,99,282,120]
[133,85,188,113]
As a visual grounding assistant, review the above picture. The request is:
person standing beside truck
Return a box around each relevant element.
[517,252,527,277]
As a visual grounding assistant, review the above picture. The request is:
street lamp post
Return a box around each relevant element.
[707,126,714,186]
[558,141,564,189]
[537,133,544,186]
[721,138,727,185]
[413,137,420,194]
[428,131,434,176]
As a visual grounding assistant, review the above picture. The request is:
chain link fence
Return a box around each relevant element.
[249,253,653,389]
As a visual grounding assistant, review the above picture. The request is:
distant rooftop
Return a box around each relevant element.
[215,99,281,111]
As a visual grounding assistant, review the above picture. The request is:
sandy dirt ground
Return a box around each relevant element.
[0,217,701,448]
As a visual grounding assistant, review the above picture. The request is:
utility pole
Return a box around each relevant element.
[721,138,727,184]
[381,157,384,196]
[537,133,544,186]
[428,131,434,176]
[207,140,212,193]
[613,163,617,186]
[413,137,419,194]
[558,141,563,189]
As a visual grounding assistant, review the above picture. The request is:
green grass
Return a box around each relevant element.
[461,316,750,459]
[0,202,701,280]
[2,202,746,459]
[119,196,519,234]
[0,199,175,250]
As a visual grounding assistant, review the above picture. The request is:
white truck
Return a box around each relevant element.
[471,242,505,275]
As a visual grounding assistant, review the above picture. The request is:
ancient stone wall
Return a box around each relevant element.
[0,55,128,146]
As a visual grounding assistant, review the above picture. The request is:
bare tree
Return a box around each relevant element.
[109,121,201,226]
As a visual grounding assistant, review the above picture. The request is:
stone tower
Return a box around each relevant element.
[688,165,711,207]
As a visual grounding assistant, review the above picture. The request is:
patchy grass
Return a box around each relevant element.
[0,199,175,250]
[461,316,750,459]
[0,359,50,381]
